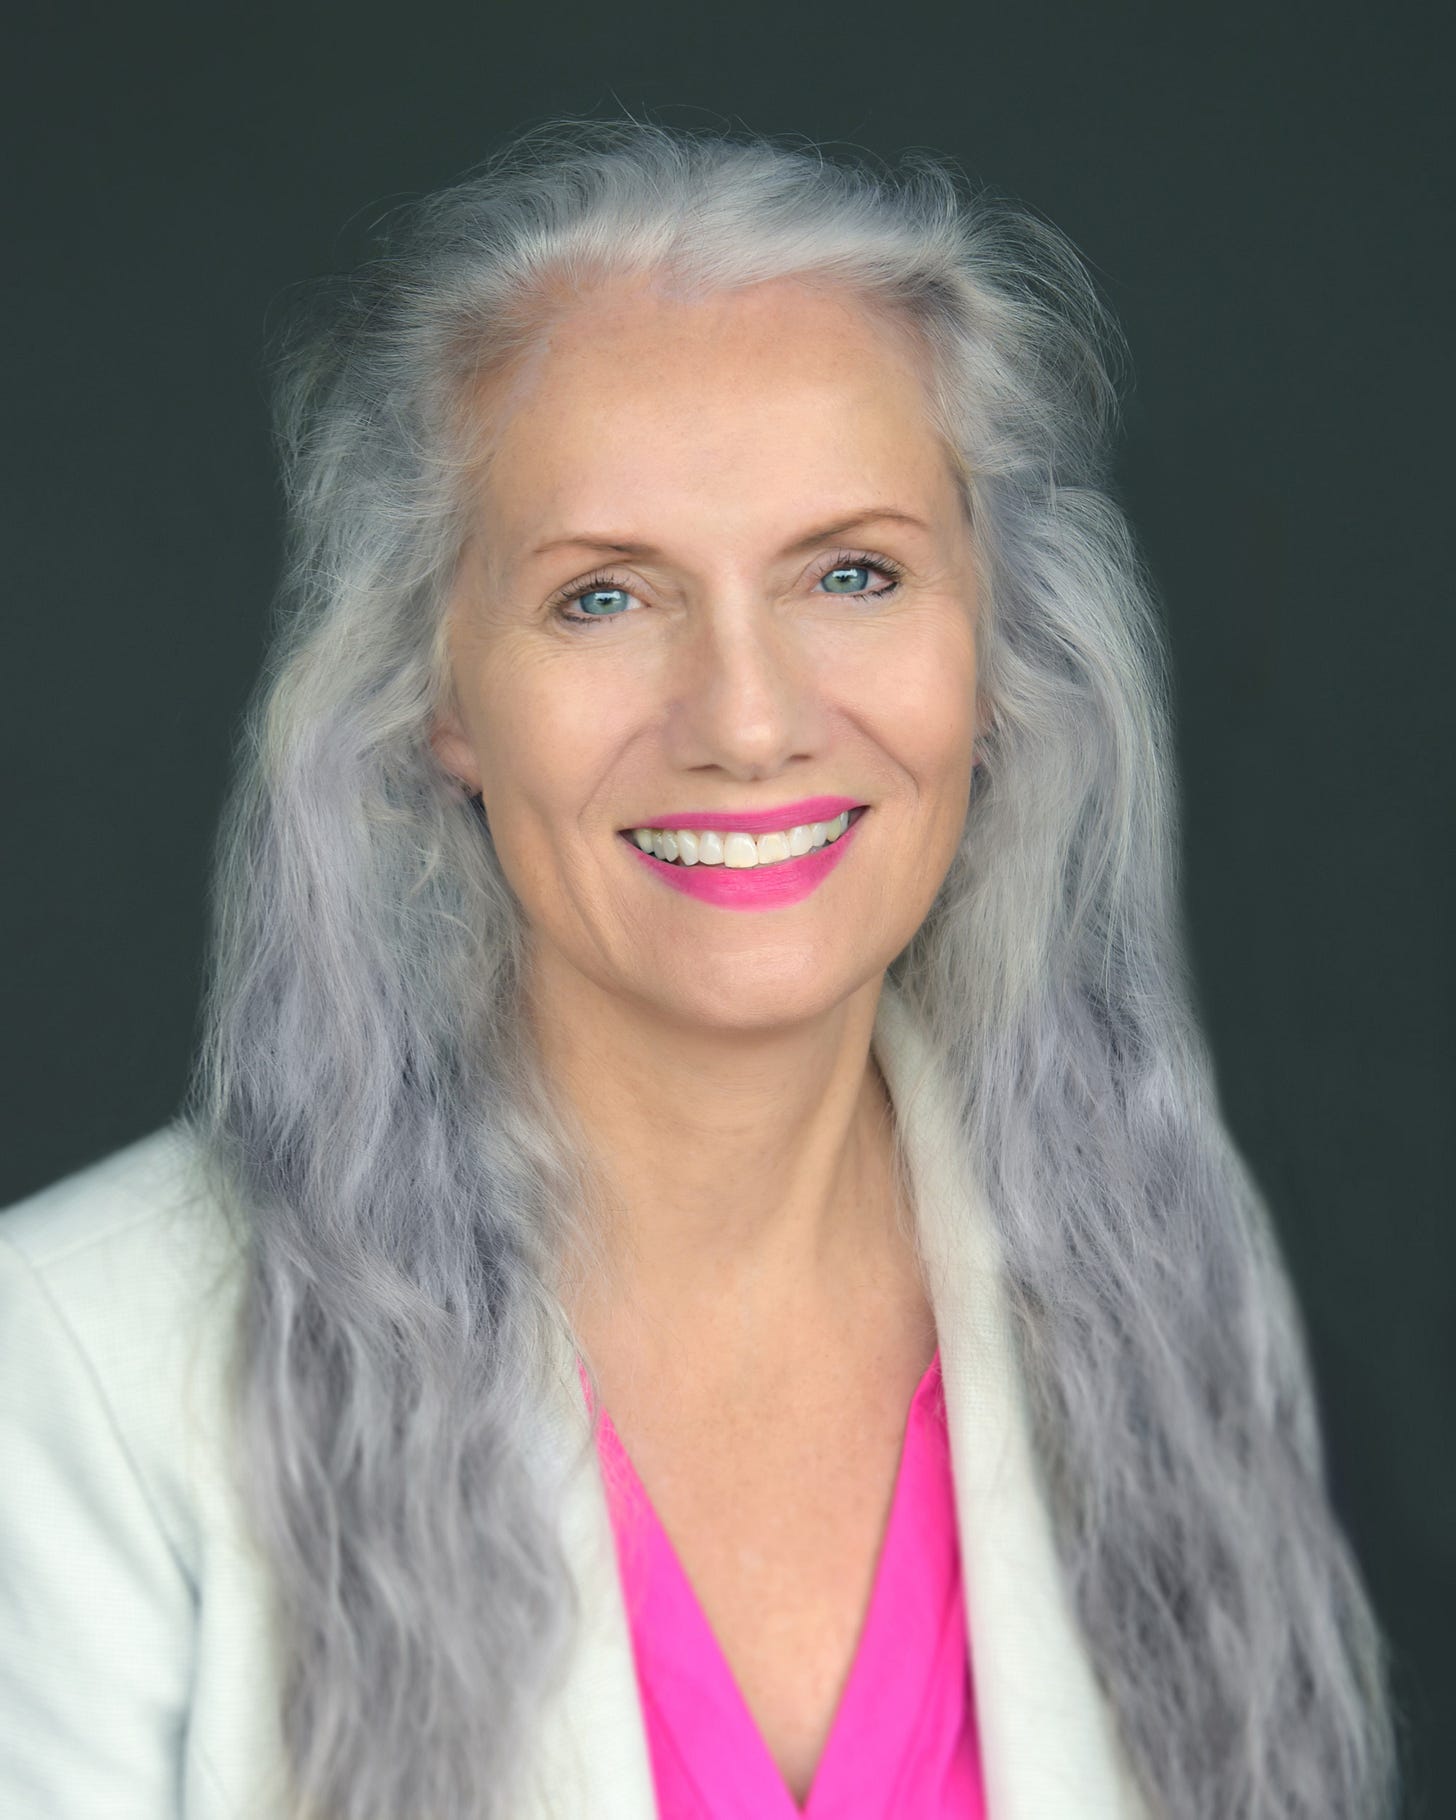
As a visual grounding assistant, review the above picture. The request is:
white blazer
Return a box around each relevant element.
[0,981,1153,1819]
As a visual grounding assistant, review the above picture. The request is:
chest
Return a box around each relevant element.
[594,1341,936,1804]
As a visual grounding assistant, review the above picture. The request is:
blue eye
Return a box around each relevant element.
[576,586,633,618]
[550,573,641,627]
[815,551,904,599]
[820,563,875,594]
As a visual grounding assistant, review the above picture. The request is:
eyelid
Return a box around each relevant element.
[809,547,905,587]
[545,566,641,613]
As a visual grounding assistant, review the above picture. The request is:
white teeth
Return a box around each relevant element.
[627,810,855,867]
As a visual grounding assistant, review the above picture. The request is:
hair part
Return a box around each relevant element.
[183,114,1404,1819]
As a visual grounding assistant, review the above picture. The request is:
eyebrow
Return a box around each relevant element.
[526,508,931,565]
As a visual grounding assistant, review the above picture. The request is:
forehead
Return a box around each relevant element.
[468,276,957,546]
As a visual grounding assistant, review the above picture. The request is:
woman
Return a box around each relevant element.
[0,119,1401,1819]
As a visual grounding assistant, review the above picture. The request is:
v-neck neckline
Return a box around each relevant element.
[579,1347,958,1818]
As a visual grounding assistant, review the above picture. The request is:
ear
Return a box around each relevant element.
[428,710,483,796]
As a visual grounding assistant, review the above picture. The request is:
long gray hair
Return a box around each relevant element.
[181,117,1402,1819]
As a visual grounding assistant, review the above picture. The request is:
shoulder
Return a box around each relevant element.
[0,1135,298,1813]
[0,1121,228,1268]
[0,1122,250,1568]
[0,1120,244,1315]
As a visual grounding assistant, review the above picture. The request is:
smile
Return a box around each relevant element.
[622,807,860,868]
[616,807,869,911]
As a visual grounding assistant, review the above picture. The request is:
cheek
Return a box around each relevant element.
[857,623,978,785]
[471,649,628,825]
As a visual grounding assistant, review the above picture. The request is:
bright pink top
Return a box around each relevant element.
[576,1347,988,1819]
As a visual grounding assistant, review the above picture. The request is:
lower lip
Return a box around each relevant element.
[618,808,869,911]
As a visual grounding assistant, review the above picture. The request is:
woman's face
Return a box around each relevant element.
[432,274,983,1030]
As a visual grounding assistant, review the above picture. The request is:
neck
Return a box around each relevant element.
[525,953,904,1359]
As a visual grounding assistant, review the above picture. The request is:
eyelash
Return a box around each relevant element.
[548,549,906,630]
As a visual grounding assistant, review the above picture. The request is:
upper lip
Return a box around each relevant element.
[620,795,866,836]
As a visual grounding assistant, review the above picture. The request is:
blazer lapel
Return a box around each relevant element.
[522,1326,661,1820]
[871,980,1151,1819]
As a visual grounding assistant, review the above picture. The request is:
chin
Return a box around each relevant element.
[641,965,866,1026]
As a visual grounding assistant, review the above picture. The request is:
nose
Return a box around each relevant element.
[660,591,827,781]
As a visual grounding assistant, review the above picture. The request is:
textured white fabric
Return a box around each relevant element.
[0,979,1152,1818]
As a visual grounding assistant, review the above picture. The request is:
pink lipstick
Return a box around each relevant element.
[618,799,870,911]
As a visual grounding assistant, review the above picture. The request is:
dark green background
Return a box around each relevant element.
[5,2,1450,1810]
